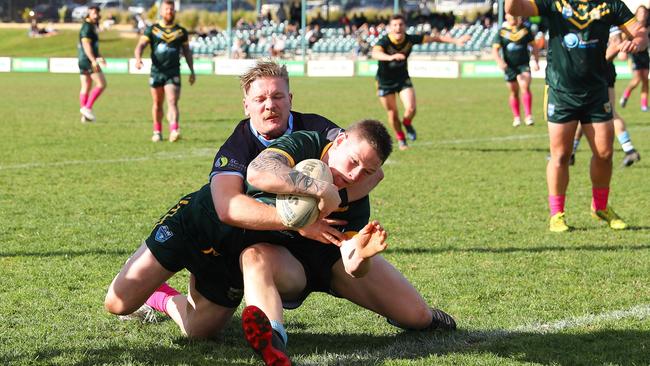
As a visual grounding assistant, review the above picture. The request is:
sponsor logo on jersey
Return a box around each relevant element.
[155,225,174,243]
[548,103,556,117]
[563,33,580,48]
[215,156,228,168]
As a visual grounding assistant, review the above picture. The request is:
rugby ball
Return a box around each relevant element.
[276,159,333,229]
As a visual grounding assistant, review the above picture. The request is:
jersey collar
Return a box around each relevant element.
[249,112,294,147]
[158,20,177,28]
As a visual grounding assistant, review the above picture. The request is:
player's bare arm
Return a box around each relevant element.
[606,32,623,62]
[182,43,195,85]
[530,41,540,71]
[423,33,471,46]
[492,44,508,70]
[134,36,149,69]
[248,150,341,219]
[505,0,538,17]
[339,220,388,277]
[619,20,648,53]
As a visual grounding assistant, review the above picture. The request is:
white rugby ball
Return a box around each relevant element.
[276,159,333,229]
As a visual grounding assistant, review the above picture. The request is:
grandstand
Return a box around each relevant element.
[189,20,498,59]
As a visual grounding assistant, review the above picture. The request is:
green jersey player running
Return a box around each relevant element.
[134,0,195,142]
[506,0,647,232]
[78,5,107,123]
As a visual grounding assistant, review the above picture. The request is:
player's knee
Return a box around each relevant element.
[550,151,573,166]
[405,107,416,118]
[103,292,132,315]
[593,149,613,162]
[183,325,219,340]
[241,244,273,271]
[399,304,433,330]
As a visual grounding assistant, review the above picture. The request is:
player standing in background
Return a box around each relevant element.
[571,27,641,167]
[492,14,540,127]
[134,0,195,142]
[78,5,107,123]
[505,0,647,232]
[619,6,650,111]
[372,14,469,150]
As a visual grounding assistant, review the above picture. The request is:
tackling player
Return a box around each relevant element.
[492,14,540,127]
[371,14,470,150]
[506,0,647,232]
[78,5,106,123]
[134,0,195,142]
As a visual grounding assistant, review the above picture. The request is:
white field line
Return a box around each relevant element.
[296,304,650,365]
[0,148,216,171]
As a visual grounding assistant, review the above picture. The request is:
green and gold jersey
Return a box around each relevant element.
[143,22,189,74]
[532,0,635,93]
[78,19,99,62]
[492,24,534,67]
[247,131,371,233]
[374,33,424,84]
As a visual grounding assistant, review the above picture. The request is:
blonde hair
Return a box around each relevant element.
[240,59,289,94]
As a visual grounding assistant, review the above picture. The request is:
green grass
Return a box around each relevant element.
[0,29,138,57]
[1,73,649,365]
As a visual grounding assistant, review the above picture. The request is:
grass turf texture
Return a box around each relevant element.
[1,73,649,365]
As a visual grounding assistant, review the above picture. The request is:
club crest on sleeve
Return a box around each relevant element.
[155,225,174,243]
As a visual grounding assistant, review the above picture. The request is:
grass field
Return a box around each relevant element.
[1,72,649,366]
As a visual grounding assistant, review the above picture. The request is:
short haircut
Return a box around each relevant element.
[390,14,405,22]
[88,5,100,12]
[346,119,393,163]
[162,0,175,7]
[240,59,290,94]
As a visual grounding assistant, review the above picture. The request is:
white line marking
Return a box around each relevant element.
[0,148,216,171]
[296,304,650,365]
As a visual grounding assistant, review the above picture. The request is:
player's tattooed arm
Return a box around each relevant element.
[248,150,329,198]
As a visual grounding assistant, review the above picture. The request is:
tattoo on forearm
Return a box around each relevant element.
[249,151,290,172]
[288,170,314,190]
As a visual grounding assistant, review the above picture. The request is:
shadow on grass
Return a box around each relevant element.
[5,326,648,365]
[390,243,650,255]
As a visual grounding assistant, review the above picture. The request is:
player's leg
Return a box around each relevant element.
[398,86,417,141]
[165,274,237,339]
[240,243,302,365]
[581,121,627,229]
[104,242,175,315]
[609,87,641,166]
[79,74,92,122]
[330,255,456,331]
[640,68,649,111]
[546,120,579,232]
[150,86,164,142]
[620,70,640,107]
[517,71,534,125]
[507,80,521,127]
[85,71,106,109]
[164,82,181,142]
[379,93,407,150]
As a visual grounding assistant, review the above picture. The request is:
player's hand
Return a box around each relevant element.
[497,61,507,71]
[97,57,107,67]
[189,73,196,85]
[391,53,406,61]
[135,59,143,70]
[297,218,347,245]
[455,34,471,46]
[354,220,388,259]
[531,61,540,72]
[619,40,639,54]
[91,61,101,73]
[317,183,341,220]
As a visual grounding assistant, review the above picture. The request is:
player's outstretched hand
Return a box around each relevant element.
[297,218,347,245]
[135,59,143,70]
[189,73,196,85]
[355,220,388,259]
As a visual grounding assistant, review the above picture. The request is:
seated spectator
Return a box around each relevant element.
[306,24,322,48]
[231,38,247,59]
[271,35,286,58]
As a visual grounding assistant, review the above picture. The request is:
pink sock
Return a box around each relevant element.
[403,117,412,126]
[623,88,631,99]
[509,96,520,118]
[169,122,179,131]
[145,282,181,314]
[153,121,162,133]
[642,96,648,108]
[592,187,610,211]
[85,87,104,109]
[396,131,406,141]
[79,93,88,108]
[549,195,566,216]
[522,91,532,117]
